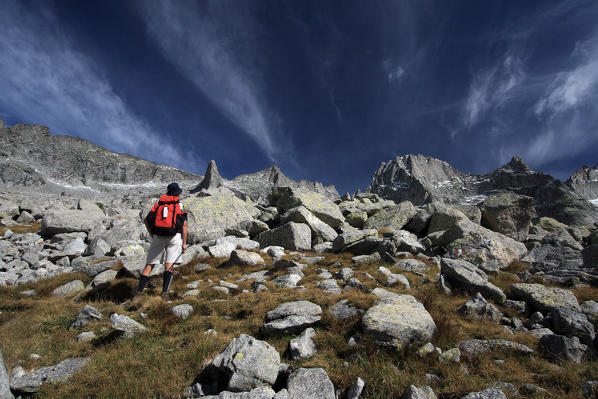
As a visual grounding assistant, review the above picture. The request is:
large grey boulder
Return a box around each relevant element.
[328,300,362,320]
[443,221,527,269]
[52,280,85,297]
[9,357,90,394]
[288,327,316,360]
[183,194,258,244]
[280,206,337,242]
[89,269,118,289]
[457,339,533,358]
[362,294,437,351]
[202,334,280,392]
[286,368,335,399]
[261,301,322,335]
[582,245,598,268]
[509,283,581,313]
[110,313,148,339]
[255,222,311,251]
[441,258,506,304]
[0,351,14,399]
[480,193,534,241]
[41,210,104,236]
[539,334,587,363]
[270,186,344,229]
[363,201,417,231]
[216,236,260,251]
[171,304,194,320]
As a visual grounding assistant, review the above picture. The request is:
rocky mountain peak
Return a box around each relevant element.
[495,156,532,174]
[265,165,292,186]
[567,163,598,203]
[0,115,4,129]
[193,160,223,192]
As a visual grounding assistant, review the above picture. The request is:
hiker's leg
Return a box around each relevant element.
[162,262,174,293]
[137,264,154,293]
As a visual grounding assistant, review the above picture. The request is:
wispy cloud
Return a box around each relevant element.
[382,59,406,84]
[0,2,202,174]
[136,0,288,163]
[463,53,526,129]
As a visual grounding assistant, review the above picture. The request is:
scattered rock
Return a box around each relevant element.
[458,339,533,358]
[200,334,280,393]
[509,283,580,313]
[540,334,587,363]
[229,250,265,266]
[456,293,503,321]
[209,242,237,258]
[441,258,506,304]
[328,300,362,320]
[288,327,316,360]
[286,368,335,399]
[281,205,338,242]
[461,388,506,399]
[0,351,13,399]
[351,253,381,264]
[52,280,85,297]
[171,304,194,320]
[76,331,96,342]
[255,222,312,251]
[362,294,436,351]
[439,348,460,363]
[70,305,102,329]
[261,301,322,335]
[480,193,534,241]
[10,357,90,394]
[402,385,438,399]
[110,313,148,339]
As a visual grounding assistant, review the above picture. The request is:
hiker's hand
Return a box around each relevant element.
[182,243,187,253]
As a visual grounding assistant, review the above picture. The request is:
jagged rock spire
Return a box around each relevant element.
[0,115,5,129]
[504,156,530,172]
[194,160,223,192]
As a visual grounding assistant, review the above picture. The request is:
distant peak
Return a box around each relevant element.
[193,160,222,192]
[504,156,531,172]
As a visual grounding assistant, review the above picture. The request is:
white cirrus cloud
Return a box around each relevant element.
[463,52,526,129]
[136,0,289,163]
[0,1,202,174]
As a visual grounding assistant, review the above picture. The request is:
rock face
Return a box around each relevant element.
[567,163,598,203]
[362,294,437,351]
[367,154,598,227]
[540,334,586,363]
[201,334,280,393]
[227,165,338,203]
[480,193,534,240]
[193,160,223,192]
[0,122,199,190]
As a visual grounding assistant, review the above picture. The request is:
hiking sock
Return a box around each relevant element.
[162,271,173,293]
[137,275,150,293]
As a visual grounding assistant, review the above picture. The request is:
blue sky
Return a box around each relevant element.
[1,0,597,193]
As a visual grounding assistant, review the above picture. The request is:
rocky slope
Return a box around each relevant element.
[0,118,202,195]
[568,163,598,205]
[367,154,598,227]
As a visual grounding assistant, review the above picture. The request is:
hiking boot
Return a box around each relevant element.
[161,292,170,301]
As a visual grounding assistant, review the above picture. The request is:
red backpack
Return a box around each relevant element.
[146,195,186,236]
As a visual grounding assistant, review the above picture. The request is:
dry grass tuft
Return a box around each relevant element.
[0,221,41,236]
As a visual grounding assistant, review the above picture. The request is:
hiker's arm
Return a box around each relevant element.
[182,220,188,251]
[144,218,152,235]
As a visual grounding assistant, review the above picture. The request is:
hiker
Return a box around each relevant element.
[136,182,188,300]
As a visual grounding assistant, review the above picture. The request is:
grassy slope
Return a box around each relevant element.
[0,251,597,399]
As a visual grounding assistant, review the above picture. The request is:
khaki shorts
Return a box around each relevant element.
[146,233,183,265]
